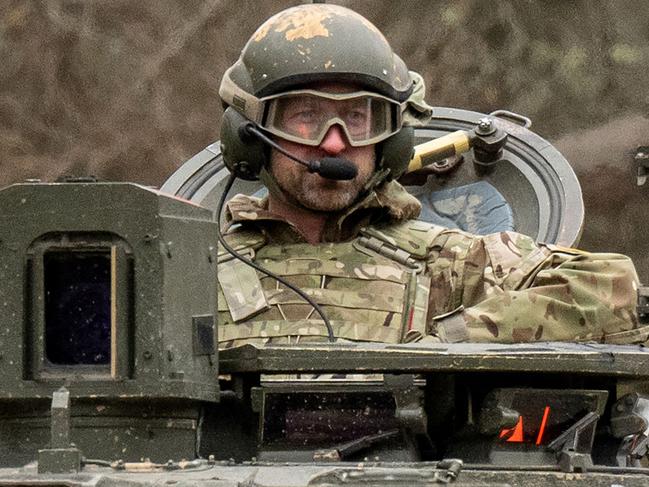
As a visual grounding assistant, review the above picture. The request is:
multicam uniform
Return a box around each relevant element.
[217,181,646,349]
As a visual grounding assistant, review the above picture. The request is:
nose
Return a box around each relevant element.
[319,125,348,155]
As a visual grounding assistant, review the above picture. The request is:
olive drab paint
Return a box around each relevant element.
[0,181,219,465]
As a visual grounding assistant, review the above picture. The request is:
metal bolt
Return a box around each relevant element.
[477,117,496,135]
[479,118,493,129]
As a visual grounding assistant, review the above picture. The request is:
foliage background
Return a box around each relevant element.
[2,0,648,279]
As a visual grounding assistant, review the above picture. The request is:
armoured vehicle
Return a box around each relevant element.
[0,105,647,487]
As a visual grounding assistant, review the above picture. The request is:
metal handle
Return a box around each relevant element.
[490,109,532,128]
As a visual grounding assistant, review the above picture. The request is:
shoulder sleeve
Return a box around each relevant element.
[217,228,266,261]
[428,231,646,344]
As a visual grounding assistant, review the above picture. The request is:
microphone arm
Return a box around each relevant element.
[240,123,358,181]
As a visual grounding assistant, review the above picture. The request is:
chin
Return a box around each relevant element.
[298,189,357,212]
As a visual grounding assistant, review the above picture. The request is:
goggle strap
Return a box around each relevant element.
[260,88,401,104]
[219,69,264,123]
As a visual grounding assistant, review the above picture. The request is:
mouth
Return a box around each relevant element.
[312,173,347,188]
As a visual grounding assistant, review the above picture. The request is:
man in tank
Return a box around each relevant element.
[215,3,644,348]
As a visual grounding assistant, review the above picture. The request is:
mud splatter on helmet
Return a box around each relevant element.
[219,4,420,183]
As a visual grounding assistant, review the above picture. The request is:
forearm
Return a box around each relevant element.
[430,235,645,344]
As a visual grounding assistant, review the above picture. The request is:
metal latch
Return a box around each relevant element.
[638,286,649,321]
[636,146,649,186]
[38,387,82,474]
[547,411,599,473]
[384,374,428,435]
[611,392,649,467]
[307,459,463,485]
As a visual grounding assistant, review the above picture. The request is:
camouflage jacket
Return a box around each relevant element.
[219,181,646,347]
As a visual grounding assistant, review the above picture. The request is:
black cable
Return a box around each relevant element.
[243,124,358,180]
[215,172,336,343]
[245,125,305,166]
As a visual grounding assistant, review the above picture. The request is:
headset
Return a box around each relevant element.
[219,107,415,182]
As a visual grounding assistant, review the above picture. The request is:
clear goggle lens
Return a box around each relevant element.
[262,90,402,147]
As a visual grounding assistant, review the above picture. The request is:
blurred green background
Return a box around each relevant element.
[1,0,648,278]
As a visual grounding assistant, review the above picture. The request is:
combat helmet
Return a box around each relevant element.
[219,3,420,183]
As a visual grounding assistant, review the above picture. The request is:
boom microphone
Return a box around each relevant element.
[308,158,358,180]
[240,124,358,181]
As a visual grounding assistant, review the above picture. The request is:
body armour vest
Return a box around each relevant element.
[217,220,447,349]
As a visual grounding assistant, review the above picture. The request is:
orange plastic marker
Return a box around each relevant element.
[535,406,551,445]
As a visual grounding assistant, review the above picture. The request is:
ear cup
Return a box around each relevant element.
[220,107,267,181]
[379,126,415,181]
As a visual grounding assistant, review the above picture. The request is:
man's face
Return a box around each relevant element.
[269,84,376,212]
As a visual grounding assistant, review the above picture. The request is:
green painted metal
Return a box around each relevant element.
[0,182,219,400]
[219,342,649,378]
[0,182,219,465]
[0,160,642,485]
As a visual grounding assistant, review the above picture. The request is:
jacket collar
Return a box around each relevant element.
[225,180,421,243]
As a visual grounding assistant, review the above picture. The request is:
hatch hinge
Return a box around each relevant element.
[38,387,82,474]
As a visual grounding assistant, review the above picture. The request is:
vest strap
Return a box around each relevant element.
[265,287,404,313]
[356,236,421,269]
[255,258,409,284]
[219,319,402,343]
[360,220,446,259]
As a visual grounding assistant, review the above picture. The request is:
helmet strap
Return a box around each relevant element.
[362,166,391,195]
[259,166,288,203]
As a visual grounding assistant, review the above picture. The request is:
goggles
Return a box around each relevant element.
[259,89,405,147]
